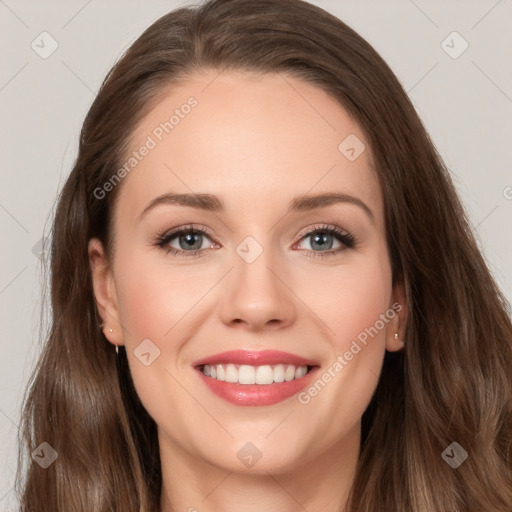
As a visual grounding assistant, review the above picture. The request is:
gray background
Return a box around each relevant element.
[1,0,511,508]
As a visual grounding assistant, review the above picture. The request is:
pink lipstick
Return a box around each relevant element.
[193,349,320,406]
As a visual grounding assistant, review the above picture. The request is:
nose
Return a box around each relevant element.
[218,245,297,332]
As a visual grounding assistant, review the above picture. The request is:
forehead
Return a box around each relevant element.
[117,70,382,225]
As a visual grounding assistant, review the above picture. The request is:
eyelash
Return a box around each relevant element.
[154,223,357,259]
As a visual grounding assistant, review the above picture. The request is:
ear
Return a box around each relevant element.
[385,279,408,352]
[88,238,124,348]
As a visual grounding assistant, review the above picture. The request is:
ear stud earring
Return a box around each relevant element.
[98,324,119,354]
[98,322,113,334]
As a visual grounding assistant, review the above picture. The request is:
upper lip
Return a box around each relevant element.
[192,349,319,368]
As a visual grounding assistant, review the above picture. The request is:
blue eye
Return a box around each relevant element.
[155,223,356,259]
[293,225,356,259]
[155,225,216,257]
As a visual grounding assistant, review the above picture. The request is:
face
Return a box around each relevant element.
[89,70,406,476]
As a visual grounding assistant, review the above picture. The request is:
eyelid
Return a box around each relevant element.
[292,223,356,254]
[158,223,218,242]
[154,223,219,257]
[293,223,351,242]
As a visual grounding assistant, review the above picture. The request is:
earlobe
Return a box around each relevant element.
[88,238,124,347]
[385,280,408,352]
[387,331,404,352]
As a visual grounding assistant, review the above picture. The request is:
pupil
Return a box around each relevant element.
[312,233,333,251]
[179,232,202,250]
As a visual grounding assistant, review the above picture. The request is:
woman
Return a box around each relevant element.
[17,0,512,510]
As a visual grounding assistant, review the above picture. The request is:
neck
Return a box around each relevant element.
[158,424,360,512]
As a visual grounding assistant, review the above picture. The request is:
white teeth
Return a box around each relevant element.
[273,364,285,383]
[202,363,309,385]
[285,365,296,382]
[255,365,273,385]
[224,364,238,383]
[239,365,256,384]
[295,366,307,378]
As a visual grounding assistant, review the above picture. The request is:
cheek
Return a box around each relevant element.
[296,254,392,348]
[294,251,392,407]
[111,254,204,428]
[113,252,214,342]
[337,269,391,343]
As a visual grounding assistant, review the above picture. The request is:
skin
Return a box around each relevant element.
[89,70,407,512]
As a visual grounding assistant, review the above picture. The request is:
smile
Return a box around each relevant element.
[202,363,309,384]
[193,350,320,406]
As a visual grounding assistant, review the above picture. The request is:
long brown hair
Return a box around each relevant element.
[17,0,512,510]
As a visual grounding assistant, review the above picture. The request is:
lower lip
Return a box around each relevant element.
[196,367,319,406]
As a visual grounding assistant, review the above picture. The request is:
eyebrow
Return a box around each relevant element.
[139,192,374,221]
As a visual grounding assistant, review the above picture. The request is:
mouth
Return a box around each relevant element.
[192,350,320,406]
[198,362,315,384]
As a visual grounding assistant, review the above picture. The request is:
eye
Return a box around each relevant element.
[294,224,356,258]
[155,224,218,257]
[155,223,356,259]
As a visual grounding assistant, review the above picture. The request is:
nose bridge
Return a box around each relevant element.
[218,233,296,330]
